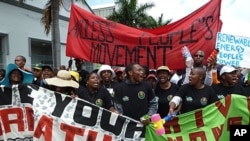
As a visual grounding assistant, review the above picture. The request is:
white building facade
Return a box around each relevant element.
[0,0,94,71]
[92,3,115,18]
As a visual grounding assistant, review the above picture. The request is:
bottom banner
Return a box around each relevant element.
[0,85,249,141]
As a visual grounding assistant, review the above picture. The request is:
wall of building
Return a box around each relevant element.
[0,0,94,71]
[92,3,115,18]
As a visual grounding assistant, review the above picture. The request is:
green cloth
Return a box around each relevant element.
[146,94,250,141]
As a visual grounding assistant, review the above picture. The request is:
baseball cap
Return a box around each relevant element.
[146,74,157,80]
[219,65,237,75]
[32,63,43,70]
[114,67,124,74]
[42,65,53,72]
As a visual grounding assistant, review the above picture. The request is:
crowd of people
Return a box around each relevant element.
[0,52,250,126]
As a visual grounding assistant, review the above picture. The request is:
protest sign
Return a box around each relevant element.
[32,87,145,141]
[66,0,222,69]
[146,94,250,141]
[0,85,249,141]
[216,32,250,68]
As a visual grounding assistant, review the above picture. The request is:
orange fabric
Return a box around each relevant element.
[212,71,220,84]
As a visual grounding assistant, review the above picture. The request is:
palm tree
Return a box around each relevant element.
[107,0,155,28]
[155,13,172,27]
[107,0,171,28]
[141,14,172,28]
[41,0,61,69]
[19,0,86,69]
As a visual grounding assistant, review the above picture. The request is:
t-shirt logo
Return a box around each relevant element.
[95,99,103,107]
[167,95,173,101]
[138,91,145,99]
[122,96,129,101]
[186,96,193,102]
[107,88,114,97]
[200,97,208,105]
[217,94,224,100]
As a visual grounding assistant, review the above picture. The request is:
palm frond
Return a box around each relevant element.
[41,1,52,35]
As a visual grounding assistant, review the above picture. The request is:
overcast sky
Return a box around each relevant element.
[86,0,250,38]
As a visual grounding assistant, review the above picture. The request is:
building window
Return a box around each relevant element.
[30,38,52,68]
[0,34,8,69]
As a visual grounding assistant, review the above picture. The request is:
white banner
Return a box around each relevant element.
[32,87,145,141]
[216,32,250,68]
[0,84,145,141]
[0,104,33,140]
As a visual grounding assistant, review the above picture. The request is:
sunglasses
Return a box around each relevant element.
[194,55,204,57]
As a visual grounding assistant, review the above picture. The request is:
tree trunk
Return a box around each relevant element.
[51,0,61,69]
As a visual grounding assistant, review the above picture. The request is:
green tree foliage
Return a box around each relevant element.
[107,0,172,28]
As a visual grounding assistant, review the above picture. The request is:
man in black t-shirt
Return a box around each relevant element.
[75,59,89,87]
[114,63,158,124]
[97,65,119,99]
